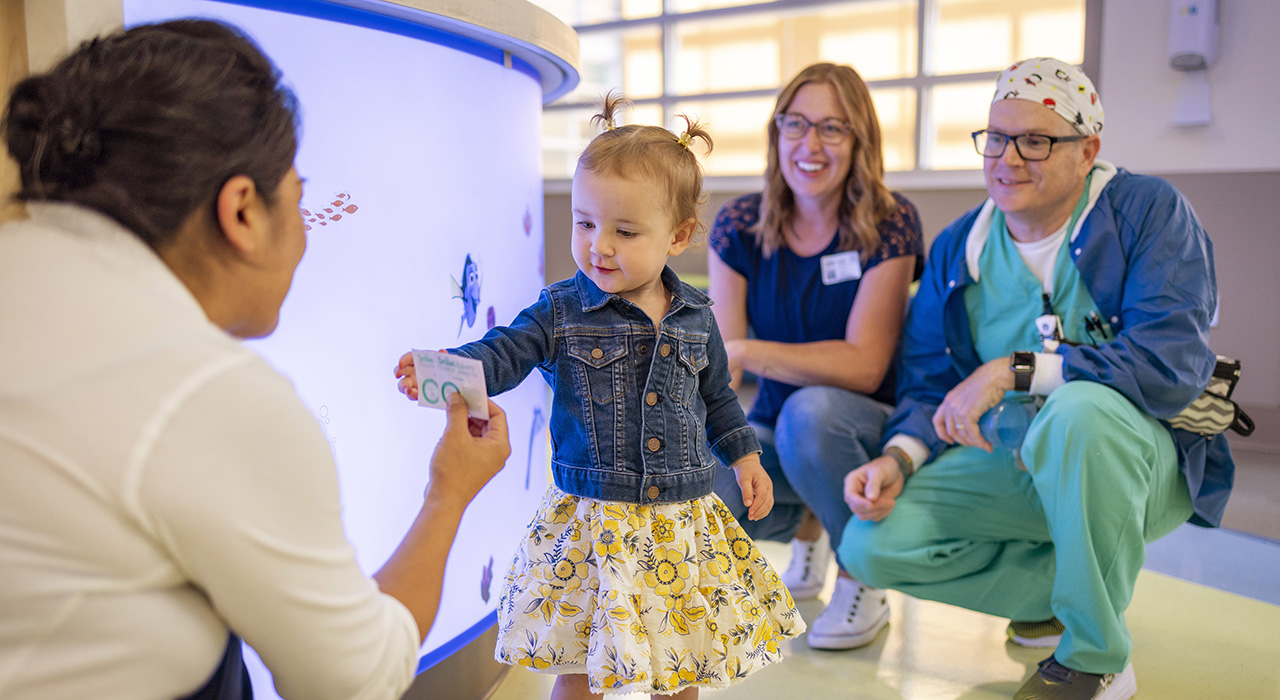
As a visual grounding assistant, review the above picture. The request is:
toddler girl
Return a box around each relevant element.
[395,93,804,698]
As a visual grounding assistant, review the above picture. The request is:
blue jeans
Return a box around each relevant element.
[713,386,891,557]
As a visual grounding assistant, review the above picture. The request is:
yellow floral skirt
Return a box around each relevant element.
[495,485,805,696]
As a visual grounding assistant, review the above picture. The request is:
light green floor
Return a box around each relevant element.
[489,541,1280,699]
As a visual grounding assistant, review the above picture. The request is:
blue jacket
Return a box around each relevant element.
[451,266,761,504]
[888,167,1234,527]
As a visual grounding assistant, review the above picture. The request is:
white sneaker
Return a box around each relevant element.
[807,577,890,650]
[780,529,831,600]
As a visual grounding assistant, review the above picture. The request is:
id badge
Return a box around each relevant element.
[820,251,862,285]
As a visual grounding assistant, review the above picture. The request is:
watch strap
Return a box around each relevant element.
[1011,351,1036,392]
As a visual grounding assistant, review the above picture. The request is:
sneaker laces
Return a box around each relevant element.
[1037,656,1082,684]
[822,578,864,623]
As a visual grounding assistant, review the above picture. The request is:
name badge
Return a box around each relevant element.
[820,251,862,285]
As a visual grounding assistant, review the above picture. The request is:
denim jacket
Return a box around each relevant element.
[450,266,761,504]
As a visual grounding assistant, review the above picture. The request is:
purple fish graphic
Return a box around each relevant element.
[451,254,481,336]
[480,556,494,603]
[526,407,546,490]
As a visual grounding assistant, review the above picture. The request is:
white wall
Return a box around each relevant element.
[1098,0,1280,173]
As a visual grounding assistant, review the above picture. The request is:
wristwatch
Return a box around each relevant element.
[1010,351,1036,392]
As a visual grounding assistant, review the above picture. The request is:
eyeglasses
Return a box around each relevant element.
[775,113,853,145]
[971,129,1087,161]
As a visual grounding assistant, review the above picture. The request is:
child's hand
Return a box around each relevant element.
[394,351,420,400]
[731,453,773,521]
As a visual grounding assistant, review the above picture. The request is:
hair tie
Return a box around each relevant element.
[55,117,102,167]
[677,131,692,148]
[603,118,617,131]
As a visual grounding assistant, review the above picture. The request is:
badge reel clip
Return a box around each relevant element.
[1036,293,1064,352]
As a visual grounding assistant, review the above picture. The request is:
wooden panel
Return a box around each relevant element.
[1,0,28,222]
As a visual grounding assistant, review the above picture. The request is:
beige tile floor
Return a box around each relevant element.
[489,448,1280,700]
[490,543,1280,700]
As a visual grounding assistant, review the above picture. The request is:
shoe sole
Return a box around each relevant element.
[806,608,890,650]
[784,581,825,600]
[1098,664,1137,700]
[1008,632,1062,648]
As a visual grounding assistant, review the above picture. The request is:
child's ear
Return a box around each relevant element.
[669,217,696,256]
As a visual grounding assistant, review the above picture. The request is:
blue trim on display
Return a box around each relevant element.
[202,0,541,84]
[415,609,498,673]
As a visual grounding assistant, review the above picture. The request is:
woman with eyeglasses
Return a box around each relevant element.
[708,62,923,650]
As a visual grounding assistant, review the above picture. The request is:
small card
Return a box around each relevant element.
[411,350,489,420]
[820,250,862,285]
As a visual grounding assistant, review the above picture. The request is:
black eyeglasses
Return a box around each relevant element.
[971,129,1087,161]
[775,113,853,144]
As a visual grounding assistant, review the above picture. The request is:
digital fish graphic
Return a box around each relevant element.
[480,556,494,603]
[526,407,546,490]
[301,191,358,232]
[451,254,481,336]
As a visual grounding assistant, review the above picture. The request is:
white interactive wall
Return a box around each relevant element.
[121,1,576,697]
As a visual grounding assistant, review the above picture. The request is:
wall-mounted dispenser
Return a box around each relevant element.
[1168,0,1220,126]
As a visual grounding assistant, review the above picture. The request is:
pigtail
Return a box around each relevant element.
[673,113,713,156]
[590,90,631,132]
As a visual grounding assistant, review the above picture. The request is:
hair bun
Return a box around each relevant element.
[3,76,53,166]
[4,76,100,189]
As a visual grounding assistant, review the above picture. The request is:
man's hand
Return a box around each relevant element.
[731,453,773,520]
[844,455,905,522]
[425,394,510,507]
[931,356,1016,451]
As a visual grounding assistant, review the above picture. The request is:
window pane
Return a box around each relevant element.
[557,27,663,104]
[673,16,781,94]
[933,0,1084,76]
[543,108,594,179]
[542,104,665,179]
[526,0,660,26]
[815,0,918,81]
[671,2,917,94]
[927,81,991,170]
[870,87,916,172]
[671,0,773,11]
[671,98,776,176]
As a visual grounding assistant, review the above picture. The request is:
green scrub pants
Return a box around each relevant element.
[839,381,1193,673]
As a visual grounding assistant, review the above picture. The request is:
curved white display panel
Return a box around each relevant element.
[121,1,575,697]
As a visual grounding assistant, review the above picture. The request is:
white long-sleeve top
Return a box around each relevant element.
[0,204,419,700]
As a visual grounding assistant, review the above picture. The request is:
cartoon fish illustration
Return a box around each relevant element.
[526,407,546,490]
[486,306,496,330]
[480,556,494,603]
[523,206,533,237]
[451,254,481,336]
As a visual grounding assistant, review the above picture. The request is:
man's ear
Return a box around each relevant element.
[1079,134,1101,174]
[215,175,267,256]
[669,217,696,256]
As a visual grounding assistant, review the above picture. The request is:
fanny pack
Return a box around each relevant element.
[1168,356,1254,436]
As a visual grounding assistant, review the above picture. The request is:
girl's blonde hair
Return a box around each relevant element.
[757,62,897,259]
[576,91,713,243]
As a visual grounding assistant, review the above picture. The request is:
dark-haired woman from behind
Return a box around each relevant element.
[0,19,509,700]
[709,62,923,651]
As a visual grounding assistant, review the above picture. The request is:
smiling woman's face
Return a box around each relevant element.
[778,81,853,212]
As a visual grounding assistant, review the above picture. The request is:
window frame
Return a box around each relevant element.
[542,0,1102,192]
